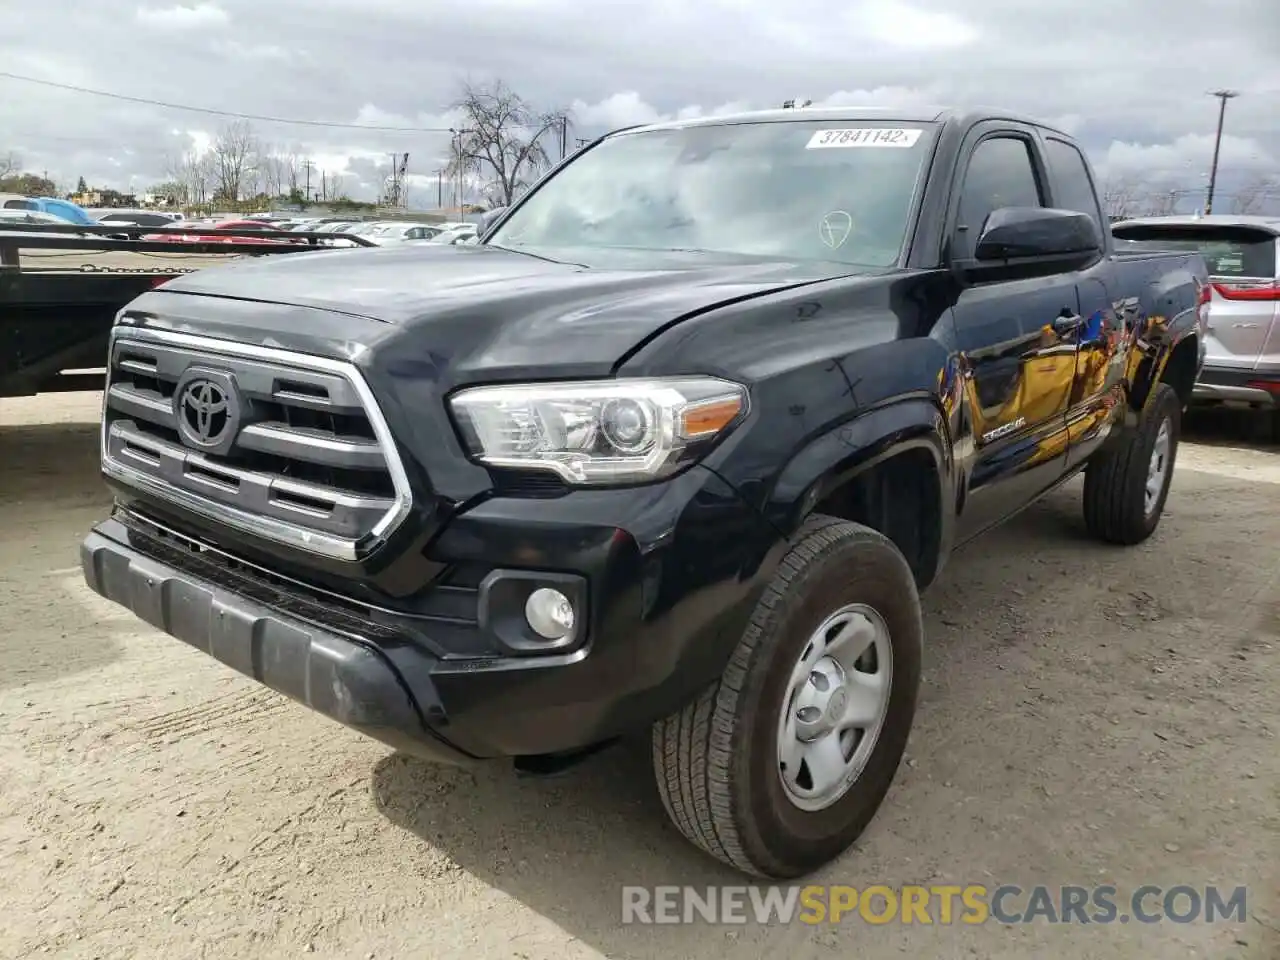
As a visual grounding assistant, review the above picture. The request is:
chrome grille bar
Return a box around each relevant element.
[101,325,413,562]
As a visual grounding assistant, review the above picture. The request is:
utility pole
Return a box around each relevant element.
[435,168,445,208]
[301,159,314,205]
[386,152,400,207]
[449,128,473,216]
[1205,89,1239,215]
[559,116,568,160]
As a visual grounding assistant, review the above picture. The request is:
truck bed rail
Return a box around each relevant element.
[1,221,375,266]
[1,222,375,399]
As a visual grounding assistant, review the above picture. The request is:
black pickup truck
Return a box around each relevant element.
[80,107,1207,879]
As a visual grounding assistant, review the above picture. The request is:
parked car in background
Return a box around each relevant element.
[1113,214,1280,439]
[366,222,442,245]
[95,211,185,228]
[2,194,99,225]
[139,219,294,245]
[426,223,478,244]
[0,208,100,240]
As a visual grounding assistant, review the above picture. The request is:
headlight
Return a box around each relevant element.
[449,377,748,484]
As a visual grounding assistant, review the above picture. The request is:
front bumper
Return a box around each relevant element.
[82,525,473,764]
[81,465,783,763]
[1192,365,1280,408]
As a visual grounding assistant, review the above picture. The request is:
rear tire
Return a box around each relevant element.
[1083,382,1181,544]
[651,515,923,879]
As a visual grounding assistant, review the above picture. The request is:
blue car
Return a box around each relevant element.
[0,194,98,225]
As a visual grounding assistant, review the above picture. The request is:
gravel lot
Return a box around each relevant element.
[1,392,1276,960]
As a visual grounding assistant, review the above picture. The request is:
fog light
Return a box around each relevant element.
[525,587,576,640]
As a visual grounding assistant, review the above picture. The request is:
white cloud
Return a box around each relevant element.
[2,0,1278,213]
[1097,132,1274,182]
[210,39,292,61]
[570,92,666,129]
[136,2,230,29]
[847,0,980,50]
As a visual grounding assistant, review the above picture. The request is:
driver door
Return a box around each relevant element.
[949,127,1078,542]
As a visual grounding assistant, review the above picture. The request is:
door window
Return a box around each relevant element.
[956,136,1044,257]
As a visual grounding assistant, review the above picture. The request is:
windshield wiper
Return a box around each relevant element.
[483,242,589,268]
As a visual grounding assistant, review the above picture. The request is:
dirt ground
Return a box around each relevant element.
[0,392,1276,960]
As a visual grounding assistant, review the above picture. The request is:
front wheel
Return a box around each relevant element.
[652,515,923,879]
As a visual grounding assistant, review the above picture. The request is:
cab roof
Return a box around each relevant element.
[611,105,1075,140]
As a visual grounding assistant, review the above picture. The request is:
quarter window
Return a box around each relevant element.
[1044,138,1103,231]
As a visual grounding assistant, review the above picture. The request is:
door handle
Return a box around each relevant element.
[1052,313,1084,335]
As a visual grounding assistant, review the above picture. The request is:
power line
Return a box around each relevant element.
[0,70,455,133]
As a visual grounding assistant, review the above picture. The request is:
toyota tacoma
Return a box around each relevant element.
[81,107,1207,879]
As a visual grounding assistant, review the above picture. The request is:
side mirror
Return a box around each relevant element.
[477,206,507,236]
[973,206,1101,264]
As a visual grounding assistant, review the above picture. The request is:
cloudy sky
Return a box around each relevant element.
[4,0,1280,211]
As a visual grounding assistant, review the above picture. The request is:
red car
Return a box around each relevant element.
[141,219,292,244]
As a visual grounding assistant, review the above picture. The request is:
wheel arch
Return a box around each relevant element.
[762,396,955,591]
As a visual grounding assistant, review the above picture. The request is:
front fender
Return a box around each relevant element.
[759,396,955,573]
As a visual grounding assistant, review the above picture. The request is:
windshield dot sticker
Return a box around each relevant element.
[818,211,853,249]
[806,128,923,149]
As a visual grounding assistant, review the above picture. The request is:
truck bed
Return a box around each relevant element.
[0,222,370,398]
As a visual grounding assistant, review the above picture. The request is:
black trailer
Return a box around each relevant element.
[0,222,373,398]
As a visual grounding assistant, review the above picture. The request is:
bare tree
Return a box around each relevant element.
[1230,174,1279,215]
[1100,176,1143,219]
[447,80,565,207]
[283,153,301,201]
[164,148,215,206]
[320,170,346,202]
[258,148,286,199]
[1139,184,1181,217]
[211,120,258,202]
[0,151,18,179]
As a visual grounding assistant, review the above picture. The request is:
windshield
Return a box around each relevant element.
[487,119,936,267]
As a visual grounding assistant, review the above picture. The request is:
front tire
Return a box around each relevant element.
[652,515,923,879]
[1083,381,1181,545]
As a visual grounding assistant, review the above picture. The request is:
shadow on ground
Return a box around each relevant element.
[370,409,1278,958]
[367,487,1149,955]
[0,419,125,688]
[1183,406,1278,451]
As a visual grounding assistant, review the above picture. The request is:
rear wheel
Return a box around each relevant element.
[652,515,923,879]
[1083,382,1181,544]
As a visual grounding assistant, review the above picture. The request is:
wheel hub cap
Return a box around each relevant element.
[776,603,894,812]
[1145,417,1172,518]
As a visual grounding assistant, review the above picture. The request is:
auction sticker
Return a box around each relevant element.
[805,128,923,149]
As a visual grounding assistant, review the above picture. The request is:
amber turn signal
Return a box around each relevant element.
[678,395,744,438]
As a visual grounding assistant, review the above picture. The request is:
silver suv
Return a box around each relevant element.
[1113,215,1280,439]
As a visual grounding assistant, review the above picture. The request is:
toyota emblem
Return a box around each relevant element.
[177,378,233,448]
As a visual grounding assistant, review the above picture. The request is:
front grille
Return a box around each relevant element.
[101,325,412,561]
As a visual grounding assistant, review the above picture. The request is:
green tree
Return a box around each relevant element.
[76,176,88,193]
[0,172,57,196]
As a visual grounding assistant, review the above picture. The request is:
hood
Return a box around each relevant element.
[148,242,876,380]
